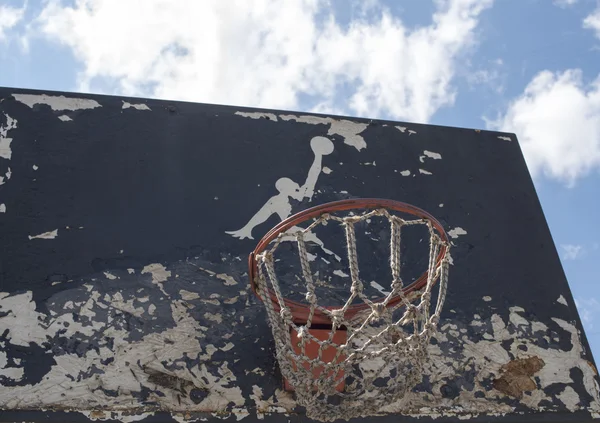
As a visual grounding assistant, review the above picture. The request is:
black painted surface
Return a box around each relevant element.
[0,87,597,422]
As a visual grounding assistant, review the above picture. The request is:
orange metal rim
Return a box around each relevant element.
[248,198,449,325]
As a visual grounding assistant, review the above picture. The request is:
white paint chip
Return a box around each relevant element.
[439,203,444,207]
[400,170,411,176]
[0,204,5,213]
[557,295,568,306]
[235,111,277,121]
[180,290,200,301]
[370,281,390,296]
[557,386,580,412]
[448,227,468,238]
[322,166,332,174]
[424,150,442,160]
[498,135,511,141]
[0,114,17,160]
[103,272,117,280]
[58,115,72,121]
[483,296,492,302]
[419,169,432,175]
[204,312,223,324]
[13,93,101,111]
[217,273,238,286]
[333,270,349,278]
[221,342,234,352]
[33,165,38,170]
[279,114,367,151]
[127,268,135,274]
[141,263,171,295]
[28,229,58,240]
[122,101,151,111]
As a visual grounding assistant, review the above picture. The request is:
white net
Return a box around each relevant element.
[253,207,451,421]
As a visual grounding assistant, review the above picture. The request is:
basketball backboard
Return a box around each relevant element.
[0,87,598,422]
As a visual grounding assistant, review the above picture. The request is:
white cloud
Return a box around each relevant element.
[466,58,505,93]
[31,0,492,122]
[554,0,578,8]
[0,4,25,42]
[561,244,585,260]
[575,297,599,329]
[584,7,600,39]
[488,70,600,186]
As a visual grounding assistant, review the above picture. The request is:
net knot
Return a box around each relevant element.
[429,315,440,326]
[305,292,317,303]
[350,281,363,295]
[371,302,386,318]
[391,278,403,292]
[344,215,362,224]
[330,309,345,327]
[259,251,274,263]
[279,307,293,323]
[296,325,309,339]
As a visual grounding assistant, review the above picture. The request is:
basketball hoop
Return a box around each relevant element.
[248,198,451,421]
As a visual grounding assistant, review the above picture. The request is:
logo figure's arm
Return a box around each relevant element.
[297,136,334,200]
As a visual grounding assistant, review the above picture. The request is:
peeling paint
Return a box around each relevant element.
[419,169,432,175]
[204,312,223,324]
[449,227,468,238]
[557,386,580,411]
[122,101,151,111]
[235,111,277,121]
[28,229,58,240]
[0,113,17,159]
[424,150,442,160]
[180,290,200,300]
[80,410,155,422]
[1,91,599,421]
[217,274,238,286]
[142,263,171,294]
[13,93,101,111]
[498,136,512,141]
[0,282,598,418]
[0,203,5,213]
[395,126,417,135]
[370,281,390,296]
[59,115,73,121]
[279,114,367,151]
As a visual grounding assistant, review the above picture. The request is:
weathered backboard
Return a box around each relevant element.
[0,87,598,422]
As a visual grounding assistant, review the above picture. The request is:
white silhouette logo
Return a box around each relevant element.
[226,136,335,241]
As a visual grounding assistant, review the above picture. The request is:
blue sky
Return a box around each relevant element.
[1,0,599,358]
